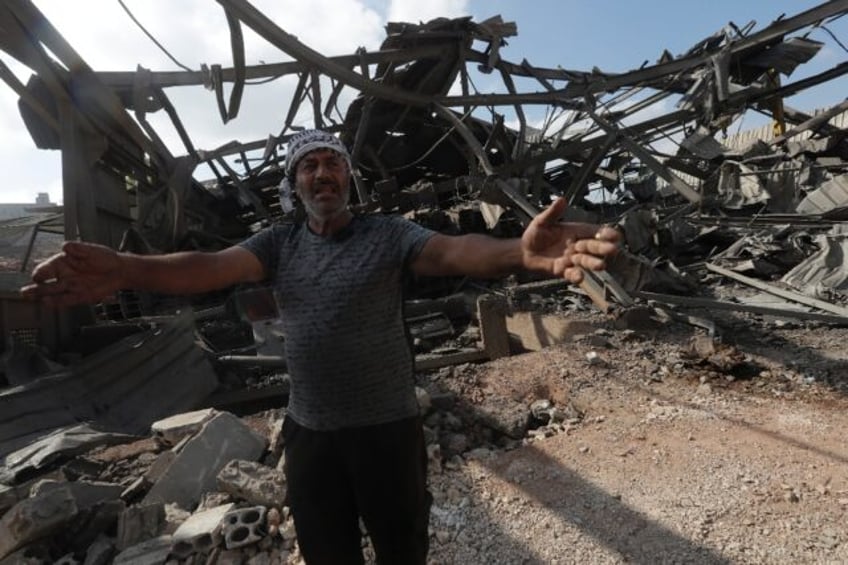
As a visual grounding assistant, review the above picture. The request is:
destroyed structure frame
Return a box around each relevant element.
[3,1,848,325]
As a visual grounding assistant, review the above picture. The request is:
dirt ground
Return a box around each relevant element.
[418,306,848,565]
[68,299,848,564]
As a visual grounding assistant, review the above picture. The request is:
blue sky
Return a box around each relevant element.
[1,0,846,205]
[473,1,848,110]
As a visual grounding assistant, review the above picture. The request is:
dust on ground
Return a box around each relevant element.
[419,308,848,565]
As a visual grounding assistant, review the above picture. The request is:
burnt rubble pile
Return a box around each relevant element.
[3,0,848,561]
[0,390,550,564]
[0,407,296,563]
[1,2,847,317]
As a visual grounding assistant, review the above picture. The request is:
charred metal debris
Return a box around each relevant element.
[2,1,848,560]
[1,3,848,438]
[0,1,847,316]
[1,0,848,390]
[0,1,847,375]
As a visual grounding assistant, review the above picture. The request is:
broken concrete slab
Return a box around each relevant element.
[170,502,234,559]
[112,534,172,565]
[116,502,166,552]
[0,314,218,481]
[0,483,77,559]
[143,411,268,510]
[216,460,286,508]
[505,311,596,352]
[31,478,123,510]
[82,534,116,565]
[150,408,218,448]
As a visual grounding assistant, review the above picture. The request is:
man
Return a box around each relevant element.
[21,129,620,564]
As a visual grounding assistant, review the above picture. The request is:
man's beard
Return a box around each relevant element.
[301,183,350,221]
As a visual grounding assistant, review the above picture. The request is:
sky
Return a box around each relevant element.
[1,0,846,205]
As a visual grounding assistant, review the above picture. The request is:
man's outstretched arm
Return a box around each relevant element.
[411,198,620,283]
[20,241,265,307]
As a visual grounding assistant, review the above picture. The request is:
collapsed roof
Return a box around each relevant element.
[2,1,848,316]
[0,2,845,236]
[3,6,848,555]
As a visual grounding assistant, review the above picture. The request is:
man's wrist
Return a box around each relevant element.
[521,252,551,274]
[116,252,136,290]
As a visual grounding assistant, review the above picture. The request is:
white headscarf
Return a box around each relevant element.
[284,129,352,179]
[279,129,352,214]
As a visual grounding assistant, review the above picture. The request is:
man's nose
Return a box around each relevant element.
[315,162,332,179]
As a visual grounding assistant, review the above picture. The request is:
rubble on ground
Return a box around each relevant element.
[2,1,848,561]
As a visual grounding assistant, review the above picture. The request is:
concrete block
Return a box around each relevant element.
[0,485,77,559]
[170,503,234,559]
[151,408,218,447]
[477,294,510,359]
[216,460,286,508]
[505,311,594,352]
[112,535,172,565]
[144,412,268,510]
[223,506,267,550]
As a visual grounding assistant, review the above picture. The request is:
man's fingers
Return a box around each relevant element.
[534,197,567,226]
[20,280,67,297]
[571,253,607,271]
[572,238,619,258]
[593,226,621,244]
[30,257,61,283]
[563,266,584,284]
[19,283,40,300]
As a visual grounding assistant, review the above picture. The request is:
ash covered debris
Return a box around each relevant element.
[2,1,848,562]
[0,2,846,313]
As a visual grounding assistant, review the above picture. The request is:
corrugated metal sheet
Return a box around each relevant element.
[723,109,848,151]
[0,312,218,476]
[797,173,848,214]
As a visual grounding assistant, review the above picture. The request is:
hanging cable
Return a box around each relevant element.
[818,25,848,55]
[116,0,193,72]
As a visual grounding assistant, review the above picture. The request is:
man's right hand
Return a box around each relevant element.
[20,241,124,307]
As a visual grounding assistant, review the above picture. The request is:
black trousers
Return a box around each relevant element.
[282,415,432,565]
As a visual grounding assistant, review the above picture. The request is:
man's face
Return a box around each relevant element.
[294,149,350,221]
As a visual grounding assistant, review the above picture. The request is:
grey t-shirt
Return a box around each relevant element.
[239,215,436,430]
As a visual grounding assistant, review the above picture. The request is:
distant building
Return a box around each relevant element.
[0,193,58,221]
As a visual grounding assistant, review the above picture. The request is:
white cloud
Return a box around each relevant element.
[0,59,62,204]
[34,1,385,70]
[387,0,469,24]
[2,0,390,204]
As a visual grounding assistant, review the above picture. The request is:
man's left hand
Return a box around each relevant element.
[521,198,621,283]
